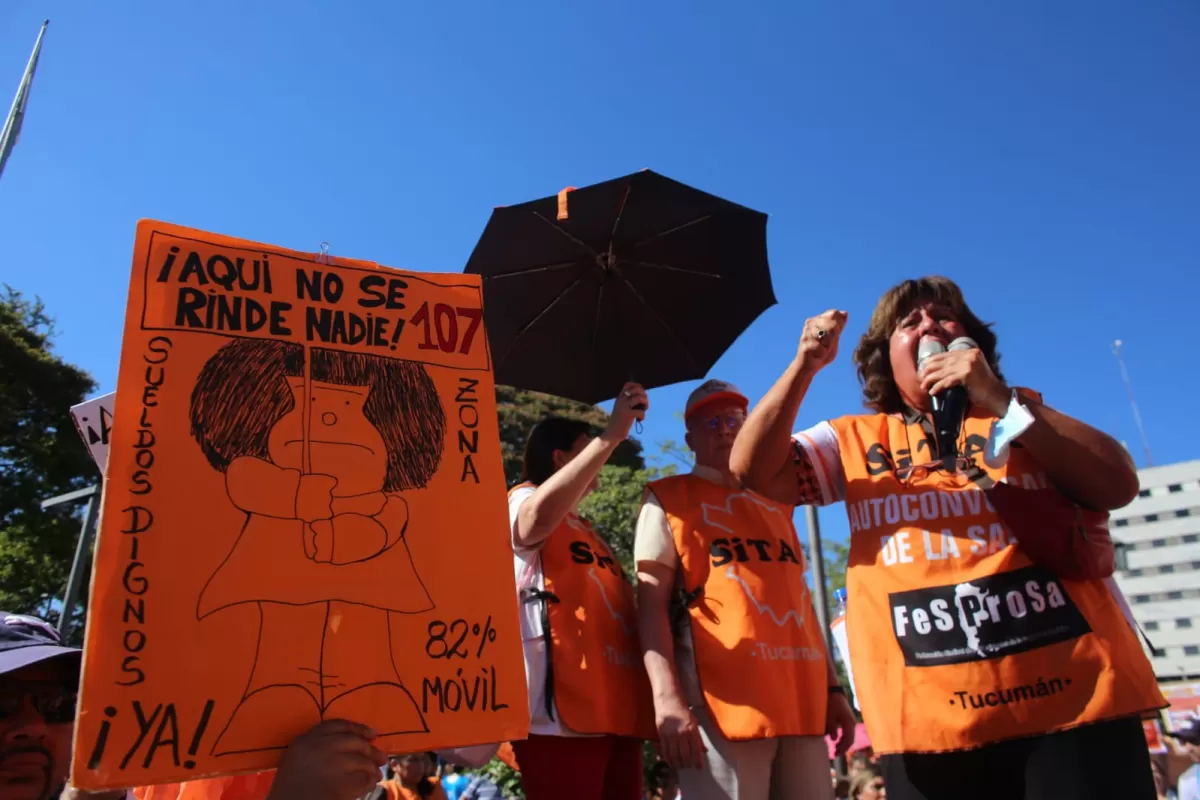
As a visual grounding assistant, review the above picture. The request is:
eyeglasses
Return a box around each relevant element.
[0,681,77,724]
[695,413,745,433]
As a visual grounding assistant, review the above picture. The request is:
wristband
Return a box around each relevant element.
[984,388,1034,469]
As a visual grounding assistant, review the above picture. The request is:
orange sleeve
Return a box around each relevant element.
[225,456,301,518]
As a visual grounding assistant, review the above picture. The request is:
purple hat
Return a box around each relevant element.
[1168,719,1200,746]
[0,612,80,676]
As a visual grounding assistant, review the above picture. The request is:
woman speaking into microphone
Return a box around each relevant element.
[730,276,1164,800]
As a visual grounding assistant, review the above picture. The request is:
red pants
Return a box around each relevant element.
[512,734,643,800]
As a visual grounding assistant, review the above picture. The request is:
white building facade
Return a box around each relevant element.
[1111,459,1200,681]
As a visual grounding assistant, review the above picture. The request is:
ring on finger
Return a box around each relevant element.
[815,328,827,341]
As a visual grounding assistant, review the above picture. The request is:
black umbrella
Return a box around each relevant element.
[464,169,775,406]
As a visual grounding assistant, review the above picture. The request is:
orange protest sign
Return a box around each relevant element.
[72,220,528,790]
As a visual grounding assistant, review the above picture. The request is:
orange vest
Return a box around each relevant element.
[830,402,1165,754]
[131,773,275,800]
[649,475,829,741]
[513,483,655,739]
[378,779,447,800]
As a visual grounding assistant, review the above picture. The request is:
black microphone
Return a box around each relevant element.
[917,337,977,466]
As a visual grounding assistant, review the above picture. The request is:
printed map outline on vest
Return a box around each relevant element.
[724,566,806,629]
[564,515,637,637]
[585,568,636,636]
[701,491,779,533]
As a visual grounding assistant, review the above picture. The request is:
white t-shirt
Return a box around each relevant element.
[509,486,590,737]
[633,465,746,709]
[1179,763,1199,800]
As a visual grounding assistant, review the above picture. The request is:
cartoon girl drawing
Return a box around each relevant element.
[189,338,447,756]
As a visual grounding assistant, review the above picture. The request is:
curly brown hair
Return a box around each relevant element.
[853,276,1003,414]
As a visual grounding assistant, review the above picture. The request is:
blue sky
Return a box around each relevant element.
[2,2,1197,547]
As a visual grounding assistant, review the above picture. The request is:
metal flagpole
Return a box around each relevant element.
[1113,339,1152,467]
[41,483,100,641]
[806,504,849,776]
[0,20,50,183]
[806,505,833,649]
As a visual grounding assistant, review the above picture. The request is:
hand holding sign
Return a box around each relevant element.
[264,720,386,800]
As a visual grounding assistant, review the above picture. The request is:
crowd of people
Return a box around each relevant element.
[5,276,1176,800]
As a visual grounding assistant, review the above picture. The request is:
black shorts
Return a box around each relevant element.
[879,715,1155,800]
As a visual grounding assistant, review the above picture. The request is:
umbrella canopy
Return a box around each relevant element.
[464,169,775,405]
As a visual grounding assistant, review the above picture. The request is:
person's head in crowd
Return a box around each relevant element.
[649,759,677,797]
[0,613,79,800]
[854,275,1002,415]
[521,417,595,490]
[833,775,851,800]
[848,748,874,776]
[387,752,437,795]
[683,380,749,475]
[849,765,885,800]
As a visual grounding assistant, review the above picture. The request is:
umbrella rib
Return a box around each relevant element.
[482,260,583,280]
[609,184,632,243]
[495,275,585,368]
[612,268,704,374]
[592,280,609,362]
[629,214,714,249]
[531,211,600,258]
[625,259,722,279]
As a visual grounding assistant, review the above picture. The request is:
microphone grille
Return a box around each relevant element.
[948,337,978,352]
[917,337,946,370]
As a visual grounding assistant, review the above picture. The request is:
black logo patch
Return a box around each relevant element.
[888,565,1091,667]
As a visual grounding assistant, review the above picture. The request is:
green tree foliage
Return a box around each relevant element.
[578,464,674,579]
[495,385,643,484]
[474,758,525,799]
[823,538,849,613]
[0,286,97,626]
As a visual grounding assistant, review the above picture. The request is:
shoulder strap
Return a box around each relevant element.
[520,550,558,721]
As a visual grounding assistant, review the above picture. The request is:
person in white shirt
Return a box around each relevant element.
[635,379,854,800]
[507,384,654,800]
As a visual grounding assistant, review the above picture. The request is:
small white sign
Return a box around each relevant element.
[70,392,114,473]
[830,614,861,711]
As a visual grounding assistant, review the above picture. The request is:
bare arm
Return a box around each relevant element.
[1016,398,1139,510]
[513,383,647,550]
[634,496,704,770]
[731,310,847,504]
[637,561,687,710]
[515,433,624,549]
[921,350,1140,511]
[731,357,818,505]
